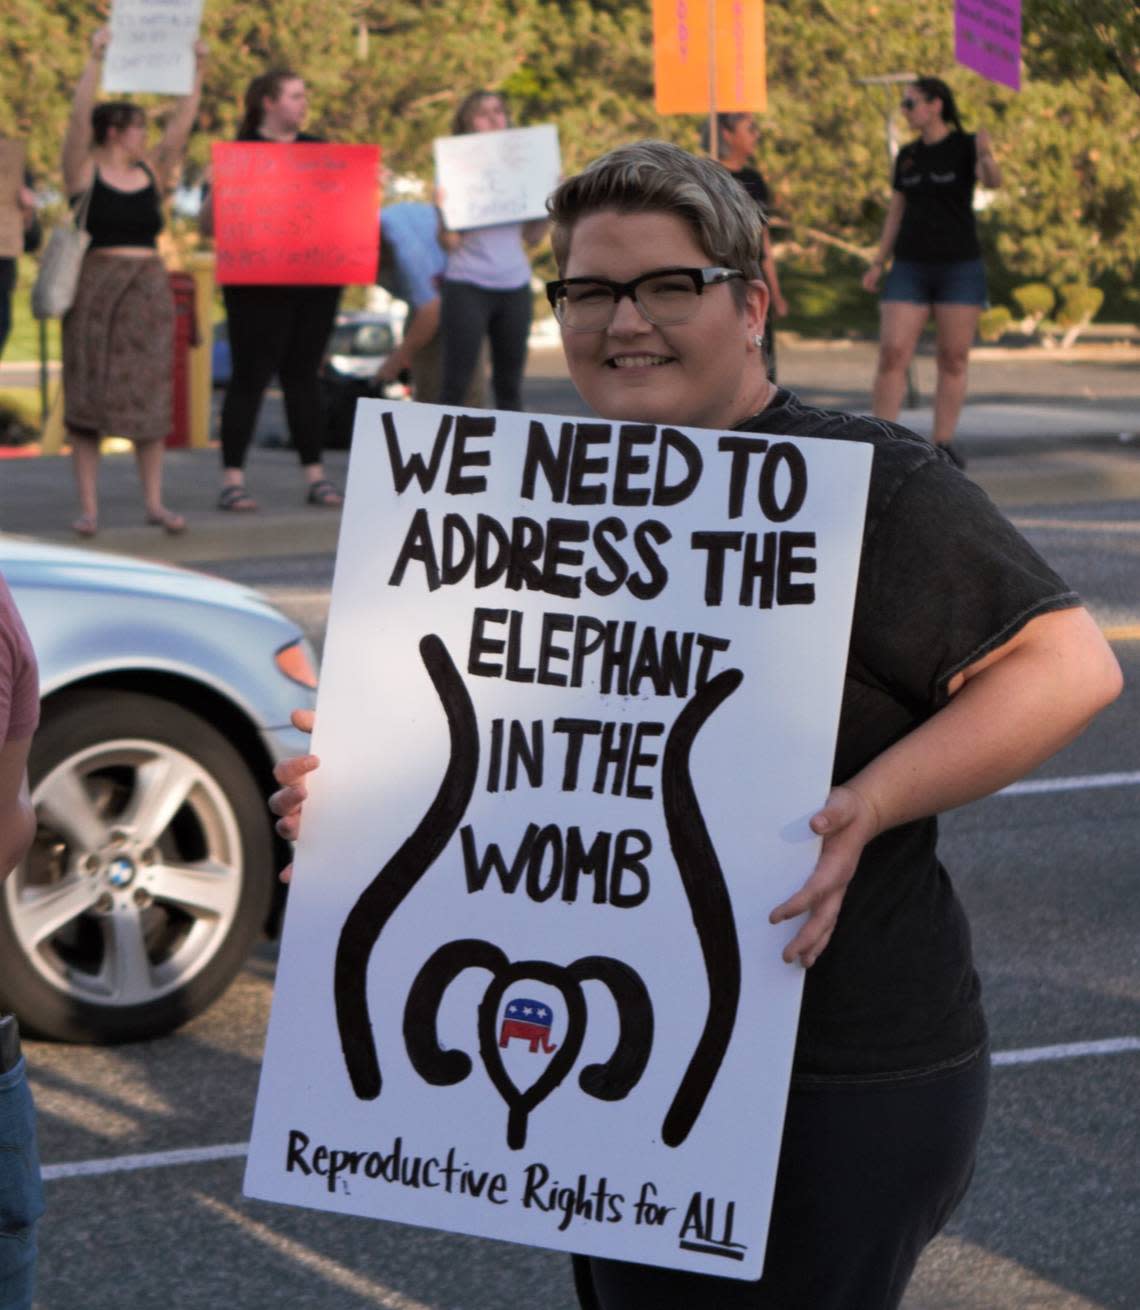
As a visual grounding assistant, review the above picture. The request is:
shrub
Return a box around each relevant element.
[1055,284,1105,346]
[978,305,1013,342]
[1011,282,1055,332]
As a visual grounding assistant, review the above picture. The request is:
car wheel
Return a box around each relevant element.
[0,689,273,1042]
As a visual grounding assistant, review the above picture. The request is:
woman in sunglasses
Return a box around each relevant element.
[863,77,1001,468]
[270,142,1119,1309]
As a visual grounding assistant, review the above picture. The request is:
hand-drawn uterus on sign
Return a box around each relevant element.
[333,633,743,1150]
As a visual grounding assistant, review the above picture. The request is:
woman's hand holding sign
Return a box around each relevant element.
[269,708,317,883]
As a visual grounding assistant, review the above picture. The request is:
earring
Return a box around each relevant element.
[752,333,764,349]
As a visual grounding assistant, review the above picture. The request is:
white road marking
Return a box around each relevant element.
[194,1194,436,1309]
[991,1037,1140,1067]
[41,1039,1139,1183]
[997,770,1140,796]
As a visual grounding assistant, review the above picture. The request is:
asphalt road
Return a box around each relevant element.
[21,406,1140,1309]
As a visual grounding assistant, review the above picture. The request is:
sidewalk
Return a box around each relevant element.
[2,335,1136,566]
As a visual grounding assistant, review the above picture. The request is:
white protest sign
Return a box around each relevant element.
[103,0,204,96]
[434,125,560,231]
[245,401,871,1278]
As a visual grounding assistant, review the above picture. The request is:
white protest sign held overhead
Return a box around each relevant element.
[245,401,871,1278]
[103,0,204,96]
[434,125,560,231]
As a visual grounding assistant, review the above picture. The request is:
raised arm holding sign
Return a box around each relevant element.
[257,144,1120,1307]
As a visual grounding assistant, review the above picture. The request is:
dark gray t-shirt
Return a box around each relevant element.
[737,391,1078,1080]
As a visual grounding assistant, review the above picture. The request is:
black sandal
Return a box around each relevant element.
[218,486,258,512]
[306,478,344,508]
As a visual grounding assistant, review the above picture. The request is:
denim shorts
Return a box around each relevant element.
[0,1058,44,1310]
[883,257,987,307]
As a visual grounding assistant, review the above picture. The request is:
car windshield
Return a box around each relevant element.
[328,322,394,356]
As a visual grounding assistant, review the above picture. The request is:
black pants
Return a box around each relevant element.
[0,259,15,360]
[220,284,340,470]
[439,280,531,411]
[575,1047,989,1310]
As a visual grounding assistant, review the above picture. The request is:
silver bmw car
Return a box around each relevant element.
[1,537,317,1043]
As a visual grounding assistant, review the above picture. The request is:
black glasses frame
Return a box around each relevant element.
[545,266,745,331]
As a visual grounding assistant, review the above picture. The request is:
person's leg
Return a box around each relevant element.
[219,287,288,495]
[0,259,15,360]
[439,281,492,406]
[871,301,930,421]
[486,284,532,412]
[0,1055,46,1310]
[931,302,982,447]
[581,1050,989,1310]
[69,432,100,535]
[278,287,341,497]
[133,440,185,532]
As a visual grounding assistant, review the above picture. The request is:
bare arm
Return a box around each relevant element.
[377,297,440,382]
[861,191,905,293]
[975,127,1002,189]
[434,188,462,252]
[772,606,1122,966]
[150,40,207,192]
[0,736,35,881]
[761,227,787,317]
[62,28,110,195]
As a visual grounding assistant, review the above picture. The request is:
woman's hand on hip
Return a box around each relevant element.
[769,783,881,967]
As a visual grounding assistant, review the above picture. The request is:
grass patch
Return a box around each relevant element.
[3,258,60,363]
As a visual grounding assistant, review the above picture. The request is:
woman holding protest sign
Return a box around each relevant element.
[435,89,548,412]
[862,77,1002,468]
[268,143,1120,1308]
[207,69,343,512]
[60,26,205,536]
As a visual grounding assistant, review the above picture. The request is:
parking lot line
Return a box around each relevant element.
[998,769,1140,796]
[40,1038,1139,1184]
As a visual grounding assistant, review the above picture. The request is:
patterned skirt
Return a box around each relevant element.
[62,252,173,443]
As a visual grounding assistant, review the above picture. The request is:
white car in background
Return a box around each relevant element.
[0,537,317,1043]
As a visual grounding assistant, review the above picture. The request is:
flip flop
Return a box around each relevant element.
[306,478,344,508]
[218,486,258,512]
[72,514,98,538]
[145,509,188,535]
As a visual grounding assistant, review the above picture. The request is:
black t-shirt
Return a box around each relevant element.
[737,391,1078,1080]
[892,131,980,263]
[728,164,770,217]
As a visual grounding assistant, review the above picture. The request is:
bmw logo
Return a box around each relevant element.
[107,857,136,889]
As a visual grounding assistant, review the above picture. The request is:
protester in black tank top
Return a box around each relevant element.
[701,113,788,383]
[200,69,344,513]
[862,77,1002,467]
[60,25,205,538]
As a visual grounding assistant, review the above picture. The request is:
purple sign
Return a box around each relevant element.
[955,0,1021,91]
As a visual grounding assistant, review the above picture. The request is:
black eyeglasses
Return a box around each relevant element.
[900,97,921,110]
[546,266,744,332]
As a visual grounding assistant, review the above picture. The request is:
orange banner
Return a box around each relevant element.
[653,0,767,115]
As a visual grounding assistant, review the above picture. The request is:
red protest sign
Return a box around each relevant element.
[212,143,380,286]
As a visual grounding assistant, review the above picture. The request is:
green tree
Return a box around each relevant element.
[1023,0,1140,98]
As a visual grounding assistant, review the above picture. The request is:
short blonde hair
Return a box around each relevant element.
[547,141,765,288]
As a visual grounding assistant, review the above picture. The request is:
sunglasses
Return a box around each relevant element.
[900,97,922,110]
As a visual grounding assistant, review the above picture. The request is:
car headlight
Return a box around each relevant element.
[274,638,319,689]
